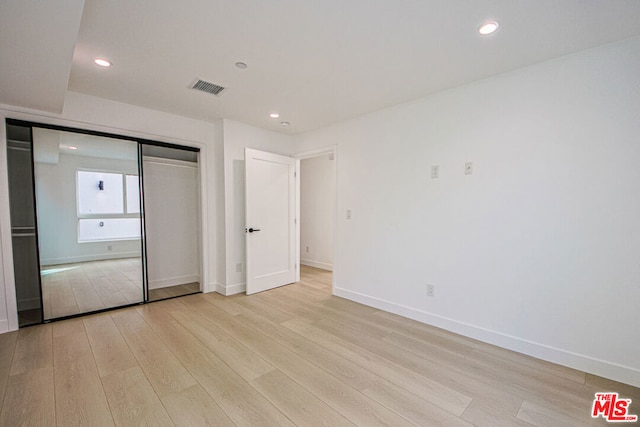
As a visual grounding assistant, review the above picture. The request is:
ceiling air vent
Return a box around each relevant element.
[191,79,226,96]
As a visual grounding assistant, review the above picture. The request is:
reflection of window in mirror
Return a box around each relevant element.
[77,171,124,214]
[76,171,140,242]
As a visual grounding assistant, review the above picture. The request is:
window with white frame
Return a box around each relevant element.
[76,171,141,242]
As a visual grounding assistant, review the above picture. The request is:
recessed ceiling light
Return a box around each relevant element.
[235,61,248,69]
[270,112,280,118]
[280,121,290,127]
[478,21,499,35]
[94,58,112,67]
[68,146,78,150]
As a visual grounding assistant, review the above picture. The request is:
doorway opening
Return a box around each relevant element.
[298,149,336,290]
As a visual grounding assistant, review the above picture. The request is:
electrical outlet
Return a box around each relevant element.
[431,165,439,179]
[346,209,352,219]
[306,246,309,253]
[427,284,435,297]
[235,263,242,273]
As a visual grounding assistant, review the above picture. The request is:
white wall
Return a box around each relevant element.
[219,119,295,295]
[35,153,140,265]
[0,91,217,332]
[300,154,335,271]
[295,37,640,387]
[211,120,226,290]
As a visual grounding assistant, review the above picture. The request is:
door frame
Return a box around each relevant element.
[292,145,337,292]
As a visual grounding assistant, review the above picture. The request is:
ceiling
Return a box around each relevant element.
[2,1,640,134]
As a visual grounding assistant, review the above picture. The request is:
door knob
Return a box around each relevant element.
[247,227,261,233]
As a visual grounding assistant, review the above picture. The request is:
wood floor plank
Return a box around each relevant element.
[53,322,114,427]
[461,400,534,427]
[253,291,326,323]
[228,294,294,324]
[251,369,355,427]
[363,379,475,427]
[101,366,173,426]
[274,289,391,340]
[204,293,380,392]
[0,367,55,427]
[161,384,235,426]
[465,348,597,409]
[382,331,472,367]
[282,316,475,416]
[184,295,416,427]
[235,310,378,391]
[473,342,586,384]
[371,309,484,349]
[367,312,478,358]
[135,302,296,426]
[158,299,276,381]
[10,324,52,376]
[299,316,541,415]
[83,313,138,377]
[516,399,605,427]
[0,331,17,405]
[111,309,198,398]
[384,326,590,412]
[205,291,251,315]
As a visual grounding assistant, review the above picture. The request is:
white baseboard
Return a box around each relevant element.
[215,283,226,295]
[41,252,140,266]
[300,258,333,271]
[214,282,246,296]
[0,319,9,334]
[148,274,200,290]
[334,286,640,389]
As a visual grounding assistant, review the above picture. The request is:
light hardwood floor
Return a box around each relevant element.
[1,266,638,426]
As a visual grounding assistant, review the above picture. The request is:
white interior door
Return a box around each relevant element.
[245,148,297,295]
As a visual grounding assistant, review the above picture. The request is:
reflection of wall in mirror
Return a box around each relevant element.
[33,133,141,266]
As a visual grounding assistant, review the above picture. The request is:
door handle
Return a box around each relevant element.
[246,227,261,233]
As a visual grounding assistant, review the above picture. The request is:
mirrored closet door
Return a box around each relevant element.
[32,128,144,320]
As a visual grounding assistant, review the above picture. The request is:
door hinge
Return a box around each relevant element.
[294,218,297,224]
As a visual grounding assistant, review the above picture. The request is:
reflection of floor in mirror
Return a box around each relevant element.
[148,282,200,301]
[41,258,143,320]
